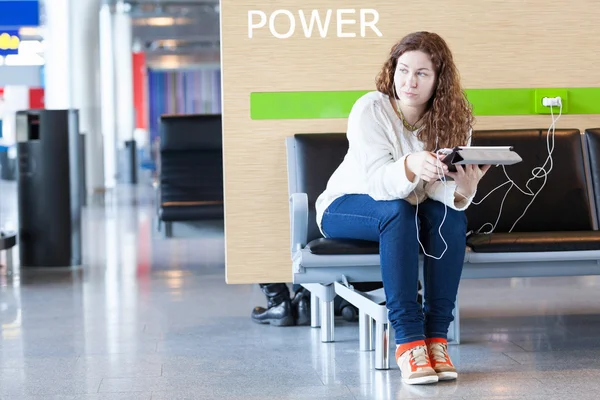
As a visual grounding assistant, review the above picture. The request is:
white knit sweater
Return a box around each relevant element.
[315,91,475,233]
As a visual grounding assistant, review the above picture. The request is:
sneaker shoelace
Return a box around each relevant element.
[429,342,450,364]
[409,345,430,367]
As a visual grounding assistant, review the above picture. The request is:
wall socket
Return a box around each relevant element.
[535,89,568,114]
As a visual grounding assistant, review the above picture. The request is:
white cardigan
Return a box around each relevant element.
[315,91,475,233]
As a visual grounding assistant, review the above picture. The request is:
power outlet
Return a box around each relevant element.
[535,89,568,114]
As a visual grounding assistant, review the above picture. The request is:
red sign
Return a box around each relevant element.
[133,52,148,130]
[29,87,44,109]
[0,87,44,108]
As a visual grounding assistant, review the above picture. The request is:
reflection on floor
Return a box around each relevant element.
[1,181,600,399]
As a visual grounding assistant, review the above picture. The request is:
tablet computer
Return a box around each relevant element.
[439,146,522,172]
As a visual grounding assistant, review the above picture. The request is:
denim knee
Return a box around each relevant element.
[422,201,467,234]
[379,200,415,230]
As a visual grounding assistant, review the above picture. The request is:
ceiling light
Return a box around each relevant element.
[142,17,174,26]
[18,27,39,37]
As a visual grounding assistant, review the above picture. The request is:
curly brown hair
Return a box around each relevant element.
[375,31,473,151]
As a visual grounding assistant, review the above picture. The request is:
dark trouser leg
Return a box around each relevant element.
[321,194,423,344]
[291,285,311,326]
[417,199,467,340]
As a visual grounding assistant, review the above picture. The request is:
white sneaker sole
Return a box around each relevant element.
[437,371,458,381]
[403,375,439,385]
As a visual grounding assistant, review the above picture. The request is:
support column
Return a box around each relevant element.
[44,0,105,194]
[113,1,136,183]
[72,0,104,194]
[43,0,72,109]
[114,1,135,146]
[99,2,117,188]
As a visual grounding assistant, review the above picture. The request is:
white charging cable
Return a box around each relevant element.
[408,96,562,258]
[460,97,563,234]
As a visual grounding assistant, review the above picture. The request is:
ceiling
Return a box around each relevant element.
[25,0,220,70]
[126,0,220,69]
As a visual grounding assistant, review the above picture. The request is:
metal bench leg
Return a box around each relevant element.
[320,298,334,343]
[164,222,173,238]
[333,280,390,369]
[310,292,320,328]
[374,321,390,370]
[302,283,335,342]
[359,310,373,351]
[6,248,14,274]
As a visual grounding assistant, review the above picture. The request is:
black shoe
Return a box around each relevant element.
[251,283,295,326]
[291,287,311,326]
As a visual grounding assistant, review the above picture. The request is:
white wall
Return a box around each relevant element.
[0,86,30,145]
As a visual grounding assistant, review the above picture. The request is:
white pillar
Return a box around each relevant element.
[99,3,117,188]
[43,0,72,109]
[71,0,105,193]
[43,0,105,193]
[114,1,135,148]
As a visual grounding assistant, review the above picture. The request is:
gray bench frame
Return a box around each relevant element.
[286,133,600,370]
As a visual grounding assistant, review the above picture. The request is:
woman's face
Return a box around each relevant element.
[393,50,437,109]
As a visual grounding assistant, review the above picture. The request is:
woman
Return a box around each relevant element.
[315,32,490,385]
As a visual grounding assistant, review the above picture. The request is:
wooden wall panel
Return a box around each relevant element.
[221,0,600,283]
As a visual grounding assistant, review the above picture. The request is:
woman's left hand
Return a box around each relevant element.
[447,164,491,198]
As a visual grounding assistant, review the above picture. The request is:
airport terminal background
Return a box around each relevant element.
[1,0,600,399]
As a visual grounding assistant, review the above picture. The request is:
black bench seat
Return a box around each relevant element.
[156,114,224,236]
[286,127,600,370]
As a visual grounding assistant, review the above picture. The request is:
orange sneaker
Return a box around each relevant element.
[426,338,457,380]
[395,340,439,385]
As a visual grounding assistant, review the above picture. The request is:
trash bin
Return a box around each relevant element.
[16,109,82,268]
[120,139,137,184]
[78,132,87,207]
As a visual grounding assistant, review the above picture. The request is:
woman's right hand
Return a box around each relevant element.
[405,151,448,182]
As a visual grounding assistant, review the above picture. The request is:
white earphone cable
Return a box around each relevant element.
[455,100,563,234]
[413,136,450,260]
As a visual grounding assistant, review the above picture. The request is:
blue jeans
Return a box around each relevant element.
[321,194,467,344]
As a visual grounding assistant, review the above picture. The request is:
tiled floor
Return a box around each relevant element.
[2,181,600,399]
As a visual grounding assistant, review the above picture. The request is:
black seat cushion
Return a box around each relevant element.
[467,231,600,253]
[0,232,17,250]
[306,238,379,255]
[466,129,593,233]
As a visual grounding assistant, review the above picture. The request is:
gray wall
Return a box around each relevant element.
[0,66,42,86]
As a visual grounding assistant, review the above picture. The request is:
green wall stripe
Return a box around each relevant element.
[249,88,600,120]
